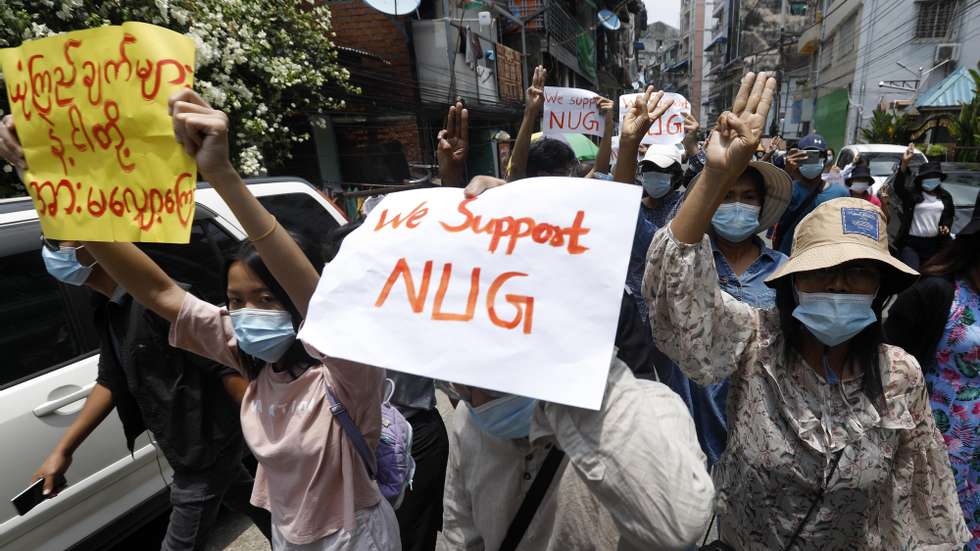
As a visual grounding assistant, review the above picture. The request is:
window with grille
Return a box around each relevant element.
[915,0,956,39]
[836,15,856,60]
[822,35,835,68]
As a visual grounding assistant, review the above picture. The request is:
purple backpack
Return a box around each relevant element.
[326,378,415,509]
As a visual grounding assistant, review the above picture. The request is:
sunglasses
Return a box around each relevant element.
[40,236,62,252]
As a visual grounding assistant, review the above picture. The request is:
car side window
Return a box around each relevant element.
[0,221,90,389]
[256,192,341,257]
[837,150,853,167]
[257,192,341,237]
[140,218,238,306]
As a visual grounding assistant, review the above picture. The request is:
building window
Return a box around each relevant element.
[822,35,835,68]
[836,14,856,60]
[915,0,956,39]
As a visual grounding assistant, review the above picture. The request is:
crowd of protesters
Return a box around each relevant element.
[1,66,979,551]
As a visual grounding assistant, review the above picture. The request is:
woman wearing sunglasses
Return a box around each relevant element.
[643,71,968,549]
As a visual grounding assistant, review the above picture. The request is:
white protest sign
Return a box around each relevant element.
[299,178,641,410]
[542,86,605,138]
[617,92,690,145]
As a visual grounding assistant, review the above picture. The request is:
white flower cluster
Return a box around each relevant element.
[0,0,356,188]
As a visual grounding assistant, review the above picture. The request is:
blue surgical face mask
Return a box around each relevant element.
[711,202,761,243]
[41,245,96,286]
[229,308,296,363]
[467,394,537,440]
[792,290,877,347]
[799,163,825,180]
[641,171,673,198]
[921,177,941,191]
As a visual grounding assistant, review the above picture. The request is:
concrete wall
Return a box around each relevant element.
[853,0,980,142]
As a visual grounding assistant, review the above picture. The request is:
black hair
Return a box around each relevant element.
[921,232,980,280]
[773,276,887,404]
[224,230,325,381]
[526,138,578,177]
[573,161,595,178]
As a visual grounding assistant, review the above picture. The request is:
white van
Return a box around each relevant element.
[835,144,928,195]
[0,178,346,551]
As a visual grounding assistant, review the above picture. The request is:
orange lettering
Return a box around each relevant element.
[487,271,534,334]
[374,258,433,312]
[375,201,429,231]
[432,263,480,321]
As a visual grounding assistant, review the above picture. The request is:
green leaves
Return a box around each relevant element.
[956,386,980,401]
[934,409,951,434]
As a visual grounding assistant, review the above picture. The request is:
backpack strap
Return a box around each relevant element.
[325,387,377,479]
[498,447,566,551]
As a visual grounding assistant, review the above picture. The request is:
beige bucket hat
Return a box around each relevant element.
[764,197,918,295]
[686,160,792,234]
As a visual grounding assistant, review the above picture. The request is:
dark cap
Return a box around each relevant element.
[798,133,828,151]
[846,164,874,184]
[914,160,946,184]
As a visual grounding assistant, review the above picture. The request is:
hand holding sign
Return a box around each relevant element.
[0,22,197,243]
[169,89,233,182]
[0,115,26,172]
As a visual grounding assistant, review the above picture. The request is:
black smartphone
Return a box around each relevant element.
[11,476,66,516]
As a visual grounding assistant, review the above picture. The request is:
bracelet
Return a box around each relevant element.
[250,217,278,243]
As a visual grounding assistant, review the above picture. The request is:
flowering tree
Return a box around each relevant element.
[0,0,358,197]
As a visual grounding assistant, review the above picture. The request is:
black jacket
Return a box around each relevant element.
[94,292,244,473]
[883,275,955,371]
[891,167,955,248]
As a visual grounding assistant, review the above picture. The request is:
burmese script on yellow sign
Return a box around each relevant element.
[0,22,197,242]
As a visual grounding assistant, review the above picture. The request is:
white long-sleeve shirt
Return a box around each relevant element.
[442,357,715,551]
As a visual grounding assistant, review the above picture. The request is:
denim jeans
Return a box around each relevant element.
[161,443,272,551]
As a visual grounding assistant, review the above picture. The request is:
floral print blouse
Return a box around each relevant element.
[642,227,970,550]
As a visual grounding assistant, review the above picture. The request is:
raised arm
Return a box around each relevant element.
[681,112,700,160]
[437,102,469,187]
[168,89,320,317]
[508,65,545,181]
[670,72,776,244]
[613,87,673,184]
[589,97,616,176]
[82,242,186,323]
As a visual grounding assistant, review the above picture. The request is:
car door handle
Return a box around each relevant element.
[33,383,96,417]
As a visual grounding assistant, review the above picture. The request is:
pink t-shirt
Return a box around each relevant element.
[169,294,383,544]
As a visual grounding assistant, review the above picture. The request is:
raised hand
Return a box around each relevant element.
[598,96,615,125]
[526,65,546,115]
[682,112,700,143]
[704,72,776,178]
[784,148,807,181]
[0,115,26,172]
[620,86,672,145]
[900,142,915,170]
[437,102,469,185]
[168,89,234,181]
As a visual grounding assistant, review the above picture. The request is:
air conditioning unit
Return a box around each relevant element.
[935,43,960,64]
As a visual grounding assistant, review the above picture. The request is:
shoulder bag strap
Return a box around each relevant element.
[498,447,566,551]
[783,450,844,551]
[325,387,377,479]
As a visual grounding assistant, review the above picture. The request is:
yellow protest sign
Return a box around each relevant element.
[0,22,197,243]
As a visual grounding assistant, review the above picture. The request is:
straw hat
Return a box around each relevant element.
[686,160,792,234]
[764,197,918,295]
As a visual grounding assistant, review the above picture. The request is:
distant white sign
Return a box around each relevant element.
[542,86,605,137]
[299,178,641,410]
[617,92,690,145]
